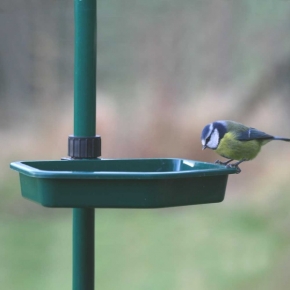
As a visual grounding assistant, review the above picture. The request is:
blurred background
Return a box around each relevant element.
[1,0,290,289]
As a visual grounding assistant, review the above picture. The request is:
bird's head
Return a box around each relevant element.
[201,121,227,150]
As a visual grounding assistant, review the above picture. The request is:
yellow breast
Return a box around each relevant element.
[215,132,262,161]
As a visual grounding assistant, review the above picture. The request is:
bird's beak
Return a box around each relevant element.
[202,145,207,150]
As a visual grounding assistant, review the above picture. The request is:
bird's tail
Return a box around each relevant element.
[273,136,290,142]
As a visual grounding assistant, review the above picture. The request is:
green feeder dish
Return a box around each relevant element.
[10,158,236,208]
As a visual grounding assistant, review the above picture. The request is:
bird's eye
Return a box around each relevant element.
[206,136,211,143]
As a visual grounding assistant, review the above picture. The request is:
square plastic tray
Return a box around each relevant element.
[10,158,236,208]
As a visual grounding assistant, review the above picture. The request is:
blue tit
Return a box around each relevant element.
[201,120,290,173]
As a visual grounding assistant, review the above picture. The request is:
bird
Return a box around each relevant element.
[201,120,290,173]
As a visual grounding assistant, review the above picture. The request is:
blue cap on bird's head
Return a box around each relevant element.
[201,121,227,150]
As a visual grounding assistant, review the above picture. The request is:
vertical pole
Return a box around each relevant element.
[73,0,96,290]
[74,0,96,137]
[73,208,95,290]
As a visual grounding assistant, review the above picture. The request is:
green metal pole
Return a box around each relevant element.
[73,208,95,290]
[73,0,96,290]
[74,0,96,137]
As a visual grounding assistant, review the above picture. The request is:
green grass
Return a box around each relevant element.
[0,212,72,290]
[1,197,289,290]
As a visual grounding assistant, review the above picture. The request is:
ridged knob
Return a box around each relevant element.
[68,135,101,159]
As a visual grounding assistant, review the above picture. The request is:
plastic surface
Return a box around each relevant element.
[10,158,236,208]
[11,159,235,208]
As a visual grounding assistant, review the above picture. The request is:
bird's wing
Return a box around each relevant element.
[236,128,274,141]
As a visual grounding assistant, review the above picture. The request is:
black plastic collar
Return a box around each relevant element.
[68,135,101,159]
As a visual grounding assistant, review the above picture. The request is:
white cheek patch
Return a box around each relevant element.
[207,128,219,149]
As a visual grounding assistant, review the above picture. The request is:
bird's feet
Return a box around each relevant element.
[215,159,232,166]
[226,164,241,174]
[215,159,242,174]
